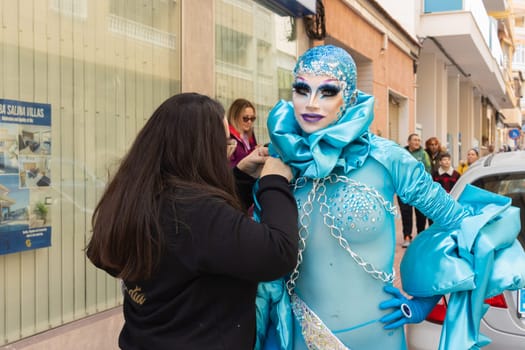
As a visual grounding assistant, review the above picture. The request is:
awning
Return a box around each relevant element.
[499,108,523,128]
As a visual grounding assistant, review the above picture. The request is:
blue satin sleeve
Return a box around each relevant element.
[368,135,469,227]
[401,184,525,350]
[255,279,294,350]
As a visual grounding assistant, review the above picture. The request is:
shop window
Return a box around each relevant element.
[215,0,298,145]
[216,26,252,68]
[0,0,181,345]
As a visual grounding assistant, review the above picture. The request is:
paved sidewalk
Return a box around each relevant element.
[393,216,408,290]
[393,213,428,291]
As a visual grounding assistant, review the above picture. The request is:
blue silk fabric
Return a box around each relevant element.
[255,278,294,350]
[401,184,525,350]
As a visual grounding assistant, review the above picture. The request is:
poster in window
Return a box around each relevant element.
[0,99,52,254]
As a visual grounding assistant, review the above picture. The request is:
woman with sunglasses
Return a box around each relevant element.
[228,98,259,167]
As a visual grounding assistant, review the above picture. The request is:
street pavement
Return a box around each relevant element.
[392,214,430,290]
[393,216,405,289]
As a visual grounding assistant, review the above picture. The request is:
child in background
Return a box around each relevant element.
[433,152,461,193]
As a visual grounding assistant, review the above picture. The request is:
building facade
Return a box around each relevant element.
[512,0,525,150]
[415,0,522,160]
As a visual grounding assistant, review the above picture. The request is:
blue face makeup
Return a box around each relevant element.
[291,74,345,133]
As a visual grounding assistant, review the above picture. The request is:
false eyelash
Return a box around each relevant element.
[318,84,341,96]
[292,81,310,94]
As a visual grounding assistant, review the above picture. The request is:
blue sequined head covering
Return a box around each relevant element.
[294,45,358,116]
[268,45,375,178]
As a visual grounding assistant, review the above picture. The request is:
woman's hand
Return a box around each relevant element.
[227,138,237,158]
[261,157,293,182]
[237,147,269,178]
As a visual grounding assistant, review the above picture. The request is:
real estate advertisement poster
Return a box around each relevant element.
[0,99,52,254]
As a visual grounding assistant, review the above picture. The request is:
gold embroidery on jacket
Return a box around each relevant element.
[127,286,146,305]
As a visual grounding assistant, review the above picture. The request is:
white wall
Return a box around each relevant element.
[375,0,420,37]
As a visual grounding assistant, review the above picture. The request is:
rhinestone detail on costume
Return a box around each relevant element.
[291,294,350,350]
[330,183,383,234]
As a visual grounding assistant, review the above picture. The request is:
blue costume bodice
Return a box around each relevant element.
[290,162,400,349]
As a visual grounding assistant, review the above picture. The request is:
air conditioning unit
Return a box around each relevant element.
[253,0,316,17]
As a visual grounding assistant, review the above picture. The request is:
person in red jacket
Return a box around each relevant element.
[227,98,258,167]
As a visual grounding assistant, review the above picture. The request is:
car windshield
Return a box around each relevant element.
[471,172,525,248]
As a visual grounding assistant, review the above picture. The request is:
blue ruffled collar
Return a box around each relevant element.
[267,91,375,178]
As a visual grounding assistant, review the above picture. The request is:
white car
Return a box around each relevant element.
[406,150,525,350]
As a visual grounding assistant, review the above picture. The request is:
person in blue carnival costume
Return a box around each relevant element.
[254,45,525,350]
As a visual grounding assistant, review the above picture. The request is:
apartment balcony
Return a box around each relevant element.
[420,0,514,109]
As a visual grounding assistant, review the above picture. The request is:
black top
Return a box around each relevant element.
[116,172,298,350]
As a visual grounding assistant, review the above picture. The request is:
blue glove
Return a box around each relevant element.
[379,285,441,330]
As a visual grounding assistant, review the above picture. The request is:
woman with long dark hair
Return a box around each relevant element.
[87,92,298,349]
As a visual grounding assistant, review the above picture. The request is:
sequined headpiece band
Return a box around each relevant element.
[293,45,358,115]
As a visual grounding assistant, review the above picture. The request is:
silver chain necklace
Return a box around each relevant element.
[286,174,398,295]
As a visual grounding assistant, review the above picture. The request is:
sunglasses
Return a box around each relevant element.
[242,116,256,122]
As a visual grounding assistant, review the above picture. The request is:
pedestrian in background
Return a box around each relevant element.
[86,92,298,350]
[399,133,431,247]
[228,98,258,167]
[457,148,479,175]
[433,152,461,193]
[425,136,446,174]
